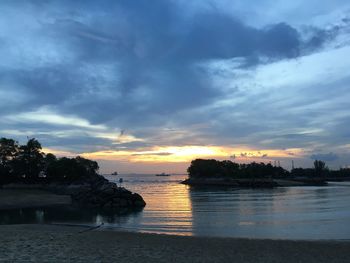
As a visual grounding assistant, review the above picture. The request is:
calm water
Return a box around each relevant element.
[1,174,350,240]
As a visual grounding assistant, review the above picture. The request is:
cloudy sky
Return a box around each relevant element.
[1,0,350,173]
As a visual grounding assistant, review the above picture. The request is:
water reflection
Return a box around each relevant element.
[1,174,350,240]
[188,184,350,239]
[0,205,143,225]
[108,175,194,235]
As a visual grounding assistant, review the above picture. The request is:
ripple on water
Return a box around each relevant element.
[1,174,350,239]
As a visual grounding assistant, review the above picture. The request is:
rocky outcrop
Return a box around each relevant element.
[2,175,146,209]
[277,178,328,186]
[69,176,146,209]
[182,177,278,188]
[182,177,328,188]
[181,178,240,187]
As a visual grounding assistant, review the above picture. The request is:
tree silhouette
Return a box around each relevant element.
[13,138,45,181]
[0,137,101,184]
[0,138,19,183]
[188,159,289,178]
[314,160,327,177]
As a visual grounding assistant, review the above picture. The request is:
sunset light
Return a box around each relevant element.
[1,1,350,261]
[78,146,304,164]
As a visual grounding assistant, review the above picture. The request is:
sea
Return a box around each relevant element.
[1,173,350,240]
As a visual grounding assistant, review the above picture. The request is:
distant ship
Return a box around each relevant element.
[111,171,118,175]
[155,173,171,177]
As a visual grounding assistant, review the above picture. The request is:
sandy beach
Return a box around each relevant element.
[0,224,349,262]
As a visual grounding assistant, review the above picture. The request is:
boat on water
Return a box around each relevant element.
[111,171,118,175]
[155,173,171,177]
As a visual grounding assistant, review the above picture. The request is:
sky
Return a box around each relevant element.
[1,0,350,173]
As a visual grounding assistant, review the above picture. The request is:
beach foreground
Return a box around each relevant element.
[0,225,349,262]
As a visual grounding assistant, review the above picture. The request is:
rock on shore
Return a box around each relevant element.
[51,175,147,209]
[2,175,146,209]
[181,177,328,187]
[70,177,146,208]
[181,177,278,188]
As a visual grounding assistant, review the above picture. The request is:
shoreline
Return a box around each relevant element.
[0,189,72,210]
[181,177,329,187]
[0,224,349,262]
[0,178,146,210]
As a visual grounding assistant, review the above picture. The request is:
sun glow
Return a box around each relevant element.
[42,147,76,157]
[80,146,304,163]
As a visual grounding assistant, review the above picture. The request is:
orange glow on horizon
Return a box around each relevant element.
[42,147,76,157]
[78,146,305,163]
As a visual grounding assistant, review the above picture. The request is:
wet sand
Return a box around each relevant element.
[0,224,349,262]
[0,189,71,209]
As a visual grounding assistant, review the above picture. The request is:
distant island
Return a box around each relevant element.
[155,173,171,177]
[0,137,146,210]
[182,159,350,187]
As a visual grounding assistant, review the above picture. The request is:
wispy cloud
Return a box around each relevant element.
[5,107,106,130]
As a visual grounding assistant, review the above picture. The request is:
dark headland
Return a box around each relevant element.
[0,137,146,211]
[181,159,350,187]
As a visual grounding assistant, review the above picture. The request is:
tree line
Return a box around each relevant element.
[187,159,350,179]
[0,137,99,185]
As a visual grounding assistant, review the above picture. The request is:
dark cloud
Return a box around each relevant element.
[167,14,302,62]
[302,17,350,51]
[2,0,330,118]
[0,0,349,162]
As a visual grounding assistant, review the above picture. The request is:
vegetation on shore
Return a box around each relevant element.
[0,137,146,209]
[0,137,99,185]
[187,158,350,180]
